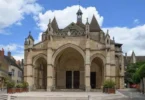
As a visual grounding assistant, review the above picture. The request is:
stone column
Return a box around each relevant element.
[119,55,125,89]
[47,47,53,91]
[24,64,33,91]
[53,67,56,89]
[24,52,34,91]
[85,39,91,91]
[105,49,111,80]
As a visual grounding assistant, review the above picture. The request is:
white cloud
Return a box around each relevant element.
[35,32,43,43]
[0,0,43,34]
[103,24,145,56]
[0,43,24,60]
[35,5,103,31]
[34,5,145,56]
[134,19,139,24]
[0,44,23,51]
[13,54,24,61]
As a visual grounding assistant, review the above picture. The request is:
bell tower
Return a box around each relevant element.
[76,1,83,23]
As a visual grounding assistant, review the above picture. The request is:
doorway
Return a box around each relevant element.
[66,71,72,89]
[91,72,96,89]
[73,71,80,89]
[66,71,80,89]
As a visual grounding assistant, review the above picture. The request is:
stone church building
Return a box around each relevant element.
[24,7,124,91]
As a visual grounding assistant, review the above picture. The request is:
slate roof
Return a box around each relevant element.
[59,22,85,36]
[51,17,59,33]
[124,56,145,66]
[77,8,83,15]
[46,14,103,34]
[28,33,34,41]
[136,56,145,62]
[4,56,22,70]
[76,22,85,29]
[90,15,102,32]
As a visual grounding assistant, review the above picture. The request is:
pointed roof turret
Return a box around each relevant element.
[51,17,59,33]
[106,30,110,37]
[90,15,101,32]
[27,31,34,41]
[131,51,136,63]
[77,8,83,15]
[131,51,136,57]
[86,18,89,25]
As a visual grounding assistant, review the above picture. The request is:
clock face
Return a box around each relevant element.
[78,15,81,18]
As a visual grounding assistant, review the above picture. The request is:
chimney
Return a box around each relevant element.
[0,48,4,57]
[16,60,20,66]
[8,51,11,57]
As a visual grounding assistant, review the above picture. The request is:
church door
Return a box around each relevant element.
[66,71,72,89]
[73,71,80,89]
[91,72,96,89]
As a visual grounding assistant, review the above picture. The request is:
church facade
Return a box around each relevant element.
[24,7,124,91]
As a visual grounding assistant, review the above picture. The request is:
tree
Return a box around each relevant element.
[125,62,145,86]
[136,64,145,94]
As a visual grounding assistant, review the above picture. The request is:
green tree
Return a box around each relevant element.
[125,62,145,85]
[135,64,145,94]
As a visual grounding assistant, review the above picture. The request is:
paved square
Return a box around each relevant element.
[0,91,128,100]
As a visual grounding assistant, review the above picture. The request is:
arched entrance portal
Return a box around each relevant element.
[90,57,104,89]
[34,57,47,90]
[54,47,84,89]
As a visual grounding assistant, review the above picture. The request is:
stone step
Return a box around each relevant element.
[53,89,85,92]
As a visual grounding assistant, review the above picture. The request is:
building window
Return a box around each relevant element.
[18,71,22,77]
[12,69,15,76]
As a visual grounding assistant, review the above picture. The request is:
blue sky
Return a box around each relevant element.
[0,0,145,60]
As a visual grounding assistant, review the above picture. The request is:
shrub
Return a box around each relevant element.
[103,80,116,88]
[16,83,23,88]
[7,80,15,89]
[22,81,29,88]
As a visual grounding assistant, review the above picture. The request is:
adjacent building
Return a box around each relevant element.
[124,51,145,68]
[0,48,23,87]
[0,48,9,89]
[24,7,125,91]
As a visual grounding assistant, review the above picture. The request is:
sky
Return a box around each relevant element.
[0,0,145,60]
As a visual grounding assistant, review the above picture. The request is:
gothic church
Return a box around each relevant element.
[24,7,124,91]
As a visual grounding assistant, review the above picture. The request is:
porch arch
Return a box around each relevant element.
[52,43,85,66]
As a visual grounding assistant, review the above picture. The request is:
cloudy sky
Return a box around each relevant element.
[0,0,145,60]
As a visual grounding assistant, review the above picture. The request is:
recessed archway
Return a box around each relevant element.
[54,47,84,89]
[90,57,104,89]
[33,56,47,90]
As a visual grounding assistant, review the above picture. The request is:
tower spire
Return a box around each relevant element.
[79,0,80,9]
[76,0,83,24]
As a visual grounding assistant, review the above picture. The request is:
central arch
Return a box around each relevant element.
[54,46,85,89]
